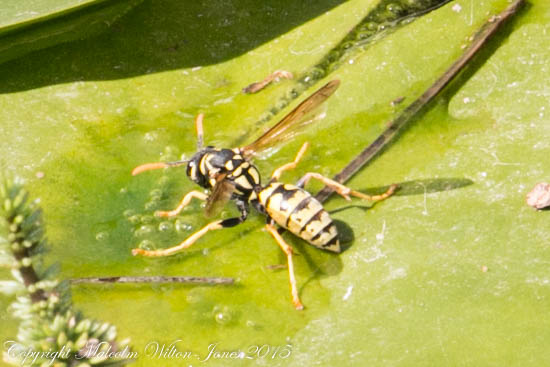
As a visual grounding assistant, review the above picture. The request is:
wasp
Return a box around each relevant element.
[131,80,397,309]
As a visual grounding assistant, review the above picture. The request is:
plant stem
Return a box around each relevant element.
[70,275,234,285]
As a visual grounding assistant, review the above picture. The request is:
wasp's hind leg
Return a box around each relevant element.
[242,70,293,94]
[297,173,398,202]
[265,222,304,310]
[155,190,209,218]
[133,201,249,257]
[271,142,309,181]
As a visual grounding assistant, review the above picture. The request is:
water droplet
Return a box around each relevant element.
[202,248,209,256]
[150,188,162,199]
[144,131,159,142]
[141,215,154,224]
[175,219,193,233]
[365,22,377,31]
[135,225,155,237]
[213,306,232,325]
[356,30,371,40]
[128,215,141,224]
[186,290,201,304]
[157,176,171,187]
[138,240,156,251]
[386,3,403,14]
[145,201,158,211]
[95,231,109,241]
[164,145,178,155]
[158,221,173,232]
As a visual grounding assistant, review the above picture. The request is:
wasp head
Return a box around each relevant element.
[186,148,212,188]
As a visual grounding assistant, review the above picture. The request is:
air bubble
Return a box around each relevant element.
[123,209,135,218]
[157,176,171,187]
[95,232,109,241]
[285,88,299,100]
[308,67,325,80]
[386,3,403,14]
[186,291,201,304]
[145,201,158,211]
[149,189,163,199]
[144,131,159,142]
[128,215,141,224]
[135,225,155,237]
[119,187,128,194]
[164,145,178,155]
[356,31,372,41]
[138,240,156,251]
[213,306,232,325]
[141,215,154,224]
[175,219,192,233]
[158,221,173,232]
[365,22,377,31]
[341,41,355,50]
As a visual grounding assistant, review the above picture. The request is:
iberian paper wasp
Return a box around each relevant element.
[131,80,397,309]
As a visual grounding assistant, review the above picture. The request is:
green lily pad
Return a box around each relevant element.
[2,0,550,366]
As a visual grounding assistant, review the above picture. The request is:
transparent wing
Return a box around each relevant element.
[241,79,340,158]
[204,173,235,218]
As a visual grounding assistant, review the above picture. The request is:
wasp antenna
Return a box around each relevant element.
[132,160,187,176]
[195,113,205,151]
[165,160,188,168]
[132,162,169,176]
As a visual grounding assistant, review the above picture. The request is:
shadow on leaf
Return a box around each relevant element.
[0,0,345,93]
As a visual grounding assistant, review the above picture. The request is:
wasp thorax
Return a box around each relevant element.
[187,147,244,190]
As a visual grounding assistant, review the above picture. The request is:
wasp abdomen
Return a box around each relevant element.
[258,182,340,253]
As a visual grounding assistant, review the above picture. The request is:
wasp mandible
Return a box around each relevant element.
[131,80,397,309]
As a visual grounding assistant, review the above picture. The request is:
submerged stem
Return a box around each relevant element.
[71,275,234,285]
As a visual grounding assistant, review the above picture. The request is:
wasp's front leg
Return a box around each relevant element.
[133,200,249,257]
[155,190,209,218]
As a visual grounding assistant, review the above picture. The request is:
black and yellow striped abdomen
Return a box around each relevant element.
[258,182,340,252]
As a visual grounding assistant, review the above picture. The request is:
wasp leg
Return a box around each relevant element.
[155,190,209,218]
[133,201,249,257]
[265,222,304,310]
[133,215,247,257]
[297,173,398,202]
[132,220,223,257]
[271,142,309,181]
[243,70,293,94]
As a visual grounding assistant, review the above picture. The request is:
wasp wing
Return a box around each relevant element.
[241,79,340,158]
[204,173,236,218]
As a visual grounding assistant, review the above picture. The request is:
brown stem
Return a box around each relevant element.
[70,276,234,285]
[12,250,47,303]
